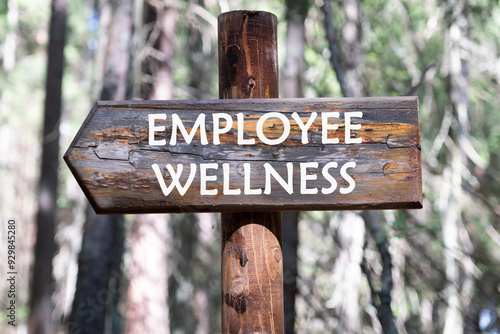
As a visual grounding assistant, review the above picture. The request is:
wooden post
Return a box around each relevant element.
[218,11,284,333]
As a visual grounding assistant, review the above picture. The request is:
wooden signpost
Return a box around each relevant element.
[65,97,421,214]
[65,10,422,334]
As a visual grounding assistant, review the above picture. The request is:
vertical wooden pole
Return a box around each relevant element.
[218,11,284,334]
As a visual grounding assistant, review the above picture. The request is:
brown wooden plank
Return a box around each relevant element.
[64,97,422,214]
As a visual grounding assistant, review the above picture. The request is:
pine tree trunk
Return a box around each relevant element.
[124,214,170,334]
[124,3,174,332]
[323,1,397,332]
[442,1,471,332]
[283,1,309,331]
[69,0,133,332]
[28,0,68,332]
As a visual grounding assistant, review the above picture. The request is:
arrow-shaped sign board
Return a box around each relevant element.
[64,97,422,214]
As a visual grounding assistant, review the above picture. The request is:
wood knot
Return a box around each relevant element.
[273,247,281,263]
[234,245,248,267]
[248,78,256,90]
[229,278,246,295]
[224,278,249,314]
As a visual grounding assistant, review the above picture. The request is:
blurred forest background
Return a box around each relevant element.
[1,0,500,333]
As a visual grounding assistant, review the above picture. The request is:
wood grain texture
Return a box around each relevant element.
[63,97,422,214]
[221,212,283,334]
[218,11,279,100]
[220,11,284,334]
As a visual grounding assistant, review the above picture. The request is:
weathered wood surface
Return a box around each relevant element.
[218,10,279,100]
[219,11,284,334]
[64,97,422,214]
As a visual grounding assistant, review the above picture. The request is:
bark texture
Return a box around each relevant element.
[68,0,133,332]
[124,3,173,332]
[29,0,68,332]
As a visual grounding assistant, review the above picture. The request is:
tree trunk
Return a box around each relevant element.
[124,214,170,334]
[28,0,68,333]
[323,2,363,333]
[442,1,472,332]
[335,212,365,333]
[68,209,124,334]
[143,4,176,101]
[124,3,174,333]
[282,1,309,332]
[322,0,362,98]
[187,0,211,99]
[282,212,299,333]
[339,0,363,97]
[323,1,397,332]
[2,0,18,71]
[283,0,308,99]
[69,0,133,332]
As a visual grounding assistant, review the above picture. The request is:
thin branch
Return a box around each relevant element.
[361,238,379,310]
[404,63,436,96]
[362,211,398,334]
